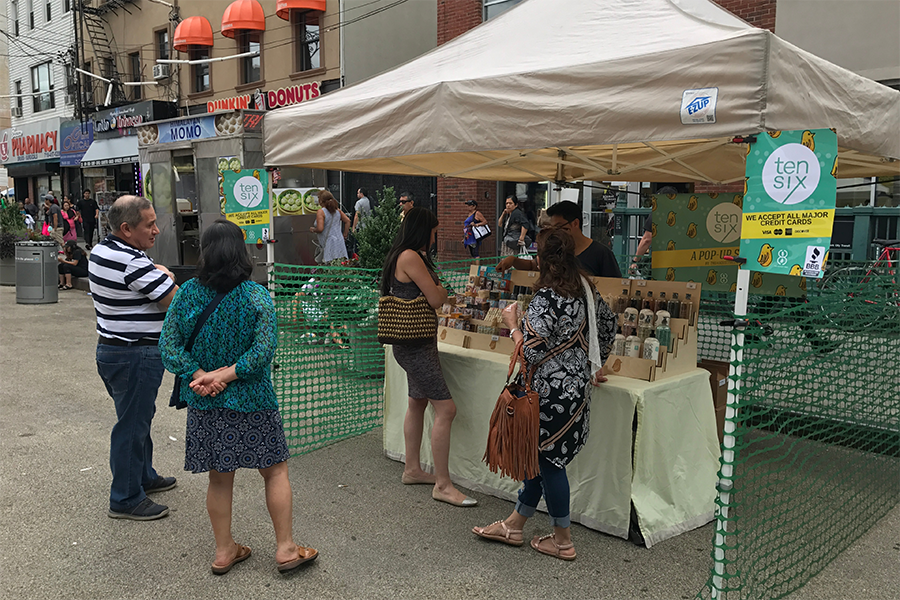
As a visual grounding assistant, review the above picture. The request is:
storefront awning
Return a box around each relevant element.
[80,137,139,168]
[222,0,266,38]
[276,0,325,21]
[174,16,214,52]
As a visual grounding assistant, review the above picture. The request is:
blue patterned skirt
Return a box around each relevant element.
[184,407,290,473]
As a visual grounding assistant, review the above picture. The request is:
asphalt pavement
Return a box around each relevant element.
[0,285,897,600]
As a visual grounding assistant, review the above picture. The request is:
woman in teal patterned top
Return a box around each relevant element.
[159,220,318,575]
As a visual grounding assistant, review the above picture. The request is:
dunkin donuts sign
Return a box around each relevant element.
[206,82,320,113]
[0,118,61,164]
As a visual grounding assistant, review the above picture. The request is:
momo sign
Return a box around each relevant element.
[741,129,837,279]
[223,169,270,244]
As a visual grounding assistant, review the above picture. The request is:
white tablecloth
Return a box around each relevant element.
[383,344,721,547]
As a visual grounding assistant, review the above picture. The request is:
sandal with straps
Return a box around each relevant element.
[472,520,524,546]
[530,533,577,561]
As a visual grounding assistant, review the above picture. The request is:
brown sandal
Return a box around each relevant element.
[472,520,524,546]
[211,544,251,575]
[276,544,319,573]
[530,534,576,561]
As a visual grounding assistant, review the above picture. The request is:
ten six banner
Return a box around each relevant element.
[223,168,270,244]
[740,128,838,279]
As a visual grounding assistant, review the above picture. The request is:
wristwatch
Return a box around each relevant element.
[510,328,519,336]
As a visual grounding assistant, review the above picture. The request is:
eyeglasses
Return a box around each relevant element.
[399,199,412,204]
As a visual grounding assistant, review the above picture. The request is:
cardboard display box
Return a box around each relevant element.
[699,359,730,444]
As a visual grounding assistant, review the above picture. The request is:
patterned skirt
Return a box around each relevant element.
[184,406,290,473]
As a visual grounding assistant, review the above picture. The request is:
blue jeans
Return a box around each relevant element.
[96,344,165,511]
[514,454,571,528]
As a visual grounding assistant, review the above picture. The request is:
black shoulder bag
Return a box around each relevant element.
[169,292,228,410]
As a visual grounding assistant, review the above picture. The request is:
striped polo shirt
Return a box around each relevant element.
[89,235,177,342]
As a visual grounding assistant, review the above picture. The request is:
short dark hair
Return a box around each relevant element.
[546,200,581,227]
[358,188,368,197]
[506,194,518,203]
[399,192,412,202]
[197,219,253,293]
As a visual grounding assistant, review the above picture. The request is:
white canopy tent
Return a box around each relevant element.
[264,0,899,184]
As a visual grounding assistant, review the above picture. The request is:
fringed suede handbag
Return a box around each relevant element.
[483,338,541,481]
[377,294,438,345]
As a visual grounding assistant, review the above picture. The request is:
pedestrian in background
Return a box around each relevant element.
[462,200,488,258]
[61,199,79,243]
[78,191,100,249]
[352,187,372,232]
[398,191,413,221]
[309,190,349,264]
[57,240,88,290]
[498,195,530,257]
[43,196,64,248]
[160,219,318,574]
[89,195,179,521]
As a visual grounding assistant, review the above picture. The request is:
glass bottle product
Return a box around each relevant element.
[612,327,626,356]
[625,333,642,358]
[638,308,655,341]
[655,314,672,353]
[668,292,681,319]
[642,332,660,362]
[682,293,694,326]
[655,291,667,313]
[615,288,629,314]
[630,290,642,310]
[623,307,639,337]
[643,291,654,311]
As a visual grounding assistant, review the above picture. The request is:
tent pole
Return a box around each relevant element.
[711,262,750,599]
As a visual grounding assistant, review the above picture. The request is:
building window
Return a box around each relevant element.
[14,81,23,112]
[82,61,94,106]
[65,0,70,11]
[31,62,55,113]
[29,1,35,29]
[190,47,210,93]
[292,11,321,73]
[45,0,51,22]
[483,0,523,20]
[129,52,142,100]
[11,1,18,36]
[156,29,170,61]
[237,31,261,84]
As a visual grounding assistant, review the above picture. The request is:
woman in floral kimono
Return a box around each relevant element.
[473,227,617,560]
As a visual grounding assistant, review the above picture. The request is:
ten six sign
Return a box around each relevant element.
[222,168,270,244]
[740,128,838,279]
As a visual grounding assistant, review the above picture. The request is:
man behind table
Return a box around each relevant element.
[497,200,621,278]
[90,195,179,521]
[77,190,100,249]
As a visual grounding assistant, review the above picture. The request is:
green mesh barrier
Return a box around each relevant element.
[271,263,384,455]
[698,264,900,600]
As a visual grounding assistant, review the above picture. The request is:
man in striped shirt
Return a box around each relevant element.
[90,195,179,521]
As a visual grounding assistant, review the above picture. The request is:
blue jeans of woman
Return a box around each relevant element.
[96,343,165,511]
[514,454,571,528]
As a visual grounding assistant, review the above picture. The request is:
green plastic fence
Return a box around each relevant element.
[269,254,898,600]
[698,264,900,600]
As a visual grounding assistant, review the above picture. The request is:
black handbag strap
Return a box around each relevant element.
[186,291,227,353]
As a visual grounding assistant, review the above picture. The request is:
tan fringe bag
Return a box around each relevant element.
[483,338,541,481]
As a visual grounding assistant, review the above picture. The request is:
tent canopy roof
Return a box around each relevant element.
[263,0,900,182]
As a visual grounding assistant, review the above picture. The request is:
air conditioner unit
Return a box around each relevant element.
[11,107,22,117]
[152,64,170,80]
[65,93,75,105]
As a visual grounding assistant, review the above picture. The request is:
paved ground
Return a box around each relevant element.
[1,285,897,600]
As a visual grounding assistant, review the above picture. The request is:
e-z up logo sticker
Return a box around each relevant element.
[681,88,718,125]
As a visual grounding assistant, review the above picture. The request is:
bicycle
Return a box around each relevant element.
[816,238,900,330]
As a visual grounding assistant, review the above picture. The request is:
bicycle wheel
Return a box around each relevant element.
[815,266,881,331]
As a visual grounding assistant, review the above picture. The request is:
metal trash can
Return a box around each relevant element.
[15,241,59,304]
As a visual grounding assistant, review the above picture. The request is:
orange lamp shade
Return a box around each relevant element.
[221,0,267,39]
[173,16,214,52]
[276,0,326,21]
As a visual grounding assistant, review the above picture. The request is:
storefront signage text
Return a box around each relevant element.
[204,82,320,114]
[0,118,61,164]
[91,101,176,139]
[60,121,94,167]
[156,115,218,145]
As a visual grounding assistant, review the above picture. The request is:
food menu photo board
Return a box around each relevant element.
[741,128,838,279]
[272,188,323,216]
